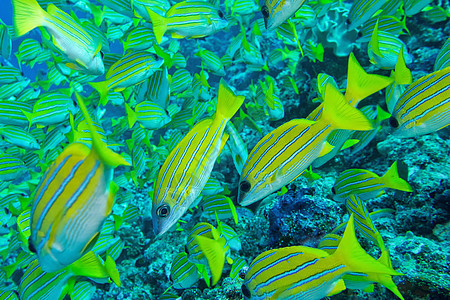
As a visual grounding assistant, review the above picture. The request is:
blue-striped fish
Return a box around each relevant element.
[19,252,116,300]
[389,66,450,138]
[201,195,238,224]
[308,53,393,168]
[230,257,247,281]
[404,0,431,16]
[29,93,130,273]
[12,0,104,75]
[344,195,385,250]
[332,161,413,202]
[16,38,42,66]
[241,215,402,299]
[96,0,135,18]
[201,176,225,196]
[368,22,412,70]
[172,52,188,68]
[125,101,171,130]
[0,125,40,150]
[0,23,11,60]
[424,6,449,23]
[152,80,244,236]
[358,15,408,43]
[122,26,156,51]
[261,0,307,30]
[238,83,373,206]
[89,51,163,105]
[0,65,24,84]
[24,91,76,128]
[379,0,402,16]
[170,69,193,94]
[147,0,229,44]
[133,0,171,21]
[347,0,387,31]
[146,67,170,108]
[292,4,316,28]
[434,37,450,72]
[217,221,241,251]
[0,155,28,182]
[170,252,200,289]
[0,79,30,100]
[225,121,248,175]
[69,281,96,300]
[195,47,226,76]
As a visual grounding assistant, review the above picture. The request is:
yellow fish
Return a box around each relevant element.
[29,93,130,272]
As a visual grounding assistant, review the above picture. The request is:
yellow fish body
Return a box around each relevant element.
[152,80,244,236]
[12,0,104,75]
[29,94,129,272]
[238,83,373,206]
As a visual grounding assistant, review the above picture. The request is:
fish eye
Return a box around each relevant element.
[346,18,351,25]
[156,204,170,217]
[389,116,399,128]
[218,10,224,18]
[28,238,36,253]
[240,180,251,193]
[241,284,251,298]
[261,5,269,18]
[331,186,336,194]
[357,30,362,38]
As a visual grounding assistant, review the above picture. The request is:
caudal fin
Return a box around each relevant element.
[194,235,227,286]
[345,52,393,105]
[125,103,137,128]
[382,161,413,192]
[147,9,167,44]
[321,83,373,131]
[376,250,405,300]
[334,214,403,276]
[89,81,110,106]
[393,49,412,85]
[69,251,108,279]
[215,79,245,121]
[12,0,46,36]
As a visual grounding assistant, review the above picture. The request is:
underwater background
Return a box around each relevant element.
[0,0,449,299]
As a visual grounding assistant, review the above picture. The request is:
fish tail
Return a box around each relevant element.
[376,250,405,300]
[368,21,383,58]
[345,53,393,104]
[21,109,34,129]
[69,251,109,278]
[105,255,121,287]
[321,83,373,131]
[393,49,412,85]
[382,161,413,192]
[87,3,103,27]
[75,93,130,168]
[194,235,226,286]
[89,81,110,106]
[147,9,167,44]
[216,79,245,121]
[125,103,137,128]
[12,0,46,37]
[334,214,403,276]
